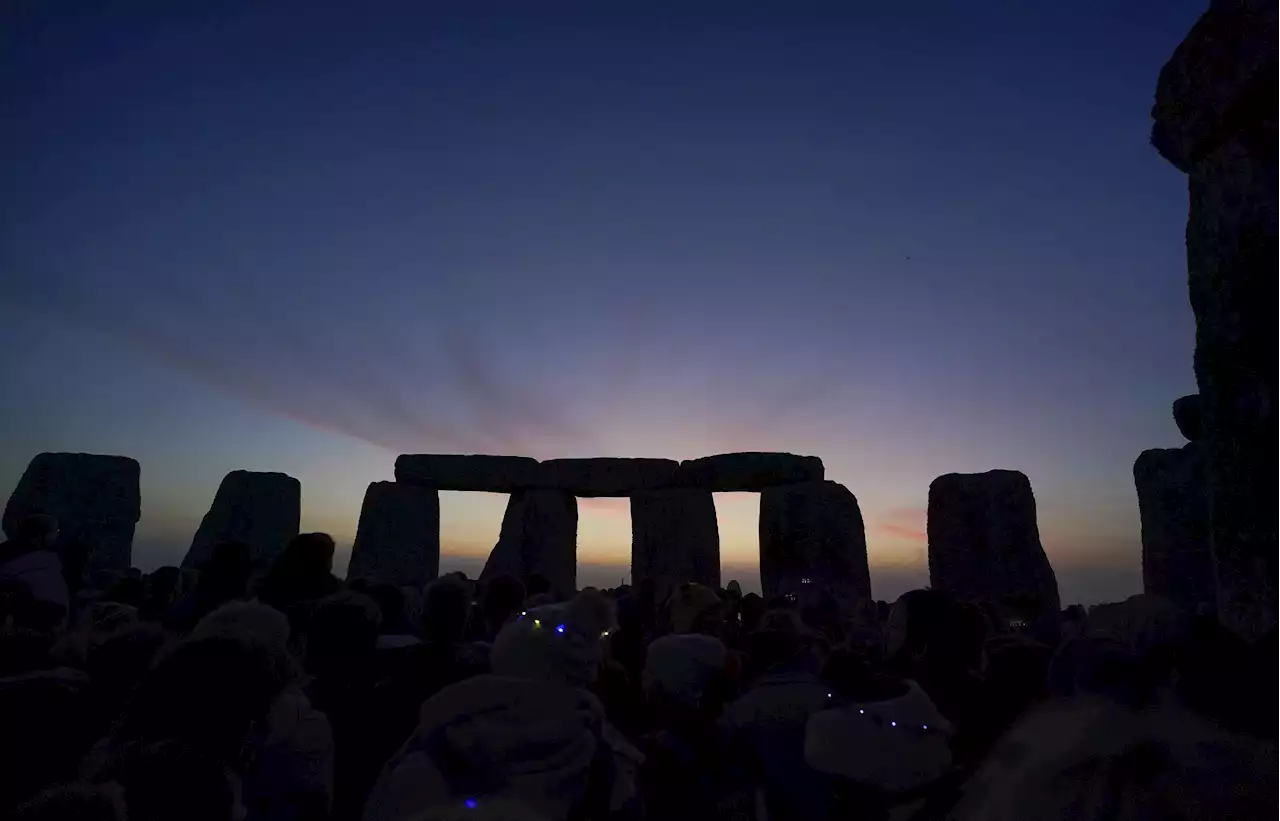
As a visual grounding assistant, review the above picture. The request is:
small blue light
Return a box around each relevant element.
[827,693,832,698]
[556,624,565,633]
[890,721,897,727]
[922,724,928,730]
[464,798,477,809]
[858,709,865,715]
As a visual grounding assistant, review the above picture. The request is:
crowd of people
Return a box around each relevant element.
[1,511,1275,820]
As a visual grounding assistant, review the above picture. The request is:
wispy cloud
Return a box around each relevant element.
[870,506,927,541]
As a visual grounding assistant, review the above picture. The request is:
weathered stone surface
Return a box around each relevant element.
[2,453,141,575]
[676,452,823,492]
[395,454,541,493]
[183,471,300,570]
[347,482,440,586]
[1152,1,1277,639]
[631,488,719,600]
[927,470,1059,612]
[1172,395,1204,442]
[758,480,870,605]
[1150,0,1276,173]
[481,489,577,598]
[537,458,680,497]
[1133,447,1214,615]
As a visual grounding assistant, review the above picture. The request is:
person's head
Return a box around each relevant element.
[278,533,336,576]
[188,600,299,686]
[886,589,986,672]
[739,592,765,633]
[490,589,615,688]
[121,635,287,765]
[422,576,472,645]
[667,582,723,635]
[482,574,526,634]
[742,608,814,677]
[643,634,728,715]
[305,590,382,677]
[195,542,253,600]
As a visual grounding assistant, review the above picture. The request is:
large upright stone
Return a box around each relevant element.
[631,488,720,599]
[482,489,577,598]
[758,480,870,605]
[538,458,680,497]
[677,452,823,491]
[3,453,141,574]
[394,454,540,493]
[1134,447,1214,615]
[347,482,440,586]
[1151,0,1277,639]
[183,471,300,570]
[927,470,1059,612]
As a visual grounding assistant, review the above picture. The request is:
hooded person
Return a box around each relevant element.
[86,601,334,821]
[638,634,756,821]
[0,514,68,629]
[804,650,955,817]
[363,589,641,821]
[721,608,831,821]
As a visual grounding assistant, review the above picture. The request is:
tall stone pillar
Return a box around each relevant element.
[759,480,869,605]
[927,470,1059,613]
[482,489,577,598]
[3,452,141,577]
[347,482,440,586]
[1134,441,1213,616]
[1151,0,1277,638]
[631,488,720,600]
[183,471,301,570]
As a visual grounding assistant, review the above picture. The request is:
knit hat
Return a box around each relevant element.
[490,589,615,688]
[643,634,727,708]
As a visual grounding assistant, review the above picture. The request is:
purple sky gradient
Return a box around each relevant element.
[2,1,1204,603]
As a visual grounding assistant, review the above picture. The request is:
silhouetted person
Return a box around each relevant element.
[138,566,182,622]
[102,741,241,821]
[723,609,832,821]
[0,514,67,630]
[480,573,525,641]
[637,634,752,821]
[524,572,552,602]
[365,576,480,785]
[165,541,252,634]
[885,590,995,764]
[361,581,414,640]
[303,592,383,821]
[256,533,340,629]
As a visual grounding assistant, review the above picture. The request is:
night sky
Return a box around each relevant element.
[2,1,1205,603]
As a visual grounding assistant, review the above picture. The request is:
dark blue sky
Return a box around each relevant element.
[2,1,1204,602]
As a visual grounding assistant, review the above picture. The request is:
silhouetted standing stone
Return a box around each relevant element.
[183,471,300,570]
[928,470,1059,613]
[482,489,577,598]
[394,454,541,492]
[347,482,440,586]
[2,453,141,575]
[631,488,720,600]
[538,458,681,496]
[677,452,823,491]
[1151,0,1277,639]
[758,480,870,605]
[1134,447,1214,615]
